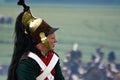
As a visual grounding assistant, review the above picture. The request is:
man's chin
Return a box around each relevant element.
[51,48,54,51]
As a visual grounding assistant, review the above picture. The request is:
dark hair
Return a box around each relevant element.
[108,51,116,62]
[7,12,34,80]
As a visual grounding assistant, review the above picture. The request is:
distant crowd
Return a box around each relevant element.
[62,43,120,80]
[0,64,8,75]
[0,43,120,80]
[0,14,13,24]
[0,14,13,75]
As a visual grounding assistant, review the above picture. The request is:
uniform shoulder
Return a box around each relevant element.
[20,52,29,60]
[53,51,59,57]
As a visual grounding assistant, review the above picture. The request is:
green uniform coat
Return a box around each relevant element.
[16,47,65,80]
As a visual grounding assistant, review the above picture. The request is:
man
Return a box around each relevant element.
[7,0,65,80]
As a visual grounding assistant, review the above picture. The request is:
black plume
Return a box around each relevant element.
[17,0,29,11]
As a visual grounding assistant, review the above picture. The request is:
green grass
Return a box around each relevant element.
[0,3,120,80]
[0,75,7,80]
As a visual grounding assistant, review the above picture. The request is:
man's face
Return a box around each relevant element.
[47,33,57,50]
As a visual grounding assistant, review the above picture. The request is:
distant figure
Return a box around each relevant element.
[0,14,5,23]
[0,64,9,75]
[62,43,86,80]
[106,51,119,80]
[0,14,13,24]
[5,17,13,24]
[87,45,105,71]
[86,54,96,70]
[94,45,104,66]
[96,44,103,54]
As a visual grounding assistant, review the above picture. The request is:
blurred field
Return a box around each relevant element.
[0,3,120,80]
